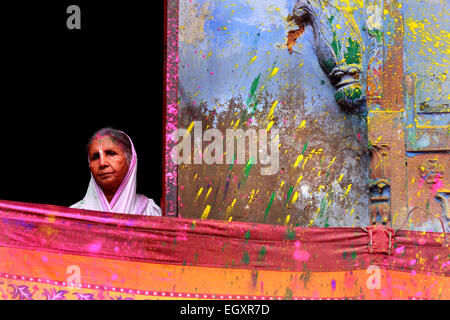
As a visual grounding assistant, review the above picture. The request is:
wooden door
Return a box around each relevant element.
[367,0,449,232]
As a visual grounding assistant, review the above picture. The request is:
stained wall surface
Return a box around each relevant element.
[166,0,449,231]
[174,0,370,227]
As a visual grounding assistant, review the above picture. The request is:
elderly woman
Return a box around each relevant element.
[71,128,162,216]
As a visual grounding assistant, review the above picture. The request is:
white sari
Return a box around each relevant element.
[71,132,162,216]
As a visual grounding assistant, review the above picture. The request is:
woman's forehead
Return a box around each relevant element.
[94,134,115,142]
[89,135,120,150]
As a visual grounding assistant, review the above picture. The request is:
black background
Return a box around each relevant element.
[1,1,164,207]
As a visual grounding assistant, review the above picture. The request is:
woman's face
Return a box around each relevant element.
[88,135,129,196]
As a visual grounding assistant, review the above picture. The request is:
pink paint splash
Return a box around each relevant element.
[293,241,310,261]
[418,178,426,188]
[164,9,180,217]
[293,251,310,261]
[87,242,102,253]
[395,246,405,255]
[431,175,443,195]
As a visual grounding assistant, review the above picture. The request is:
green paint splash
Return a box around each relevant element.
[302,141,308,155]
[246,73,261,109]
[319,195,327,219]
[240,157,254,187]
[285,227,296,240]
[264,191,276,222]
[244,157,254,178]
[258,246,267,259]
[368,29,383,44]
[284,185,294,206]
[242,251,250,265]
[283,287,293,300]
[228,154,236,173]
[331,33,342,59]
[344,38,361,65]
[335,85,363,102]
[244,230,251,243]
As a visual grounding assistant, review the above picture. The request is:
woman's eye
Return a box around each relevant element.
[106,151,117,156]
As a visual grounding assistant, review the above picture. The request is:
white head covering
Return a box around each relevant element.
[70,131,162,216]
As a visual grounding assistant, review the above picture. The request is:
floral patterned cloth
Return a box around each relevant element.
[0,199,448,300]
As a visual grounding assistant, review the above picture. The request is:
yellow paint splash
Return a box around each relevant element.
[248,189,255,204]
[226,198,237,219]
[205,187,212,201]
[327,157,336,169]
[292,191,298,203]
[233,119,240,129]
[186,121,195,137]
[302,155,310,169]
[343,184,352,197]
[201,205,211,220]
[268,100,278,120]
[268,67,279,78]
[298,120,306,129]
[195,187,204,201]
[293,155,304,168]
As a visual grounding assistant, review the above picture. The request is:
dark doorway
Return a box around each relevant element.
[1,1,164,207]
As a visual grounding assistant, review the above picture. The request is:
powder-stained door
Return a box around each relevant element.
[367,0,449,232]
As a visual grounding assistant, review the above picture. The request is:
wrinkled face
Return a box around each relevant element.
[88,135,129,196]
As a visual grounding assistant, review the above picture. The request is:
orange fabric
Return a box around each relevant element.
[0,246,447,300]
[0,199,448,300]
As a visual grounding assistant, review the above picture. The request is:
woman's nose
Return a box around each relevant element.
[99,154,108,167]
